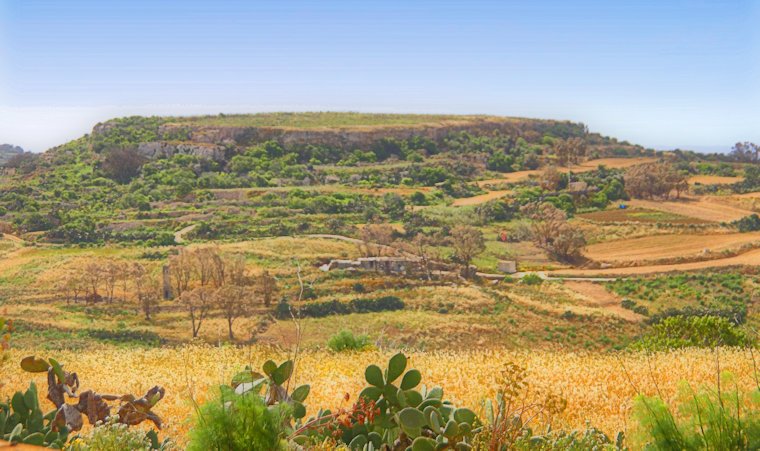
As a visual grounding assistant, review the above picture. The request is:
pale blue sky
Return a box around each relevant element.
[1,0,758,152]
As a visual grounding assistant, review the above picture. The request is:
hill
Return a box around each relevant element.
[0,143,24,165]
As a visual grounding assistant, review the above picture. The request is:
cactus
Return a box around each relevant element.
[0,382,70,448]
[294,352,481,450]
[19,355,166,436]
[230,358,311,425]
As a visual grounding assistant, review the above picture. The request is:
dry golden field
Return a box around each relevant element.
[1,346,756,446]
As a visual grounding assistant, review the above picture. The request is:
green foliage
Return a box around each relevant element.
[327,330,371,352]
[293,352,482,450]
[511,425,624,450]
[732,214,760,232]
[632,376,760,450]
[634,316,752,350]
[0,383,70,448]
[521,274,544,286]
[187,389,287,451]
[69,416,172,451]
[283,296,405,319]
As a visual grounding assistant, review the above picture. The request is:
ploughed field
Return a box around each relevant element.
[584,231,760,265]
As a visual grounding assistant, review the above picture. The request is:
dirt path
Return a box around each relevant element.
[625,196,753,222]
[1,233,24,243]
[562,281,643,322]
[174,224,197,244]
[584,232,760,264]
[551,247,760,277]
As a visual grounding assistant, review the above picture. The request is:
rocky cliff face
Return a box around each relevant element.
[90,114,587,161]
[157,117,577,149]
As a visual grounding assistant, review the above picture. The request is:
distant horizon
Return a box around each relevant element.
[0,107,742,155]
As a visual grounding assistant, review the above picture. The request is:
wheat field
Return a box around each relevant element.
[1,346,757,446]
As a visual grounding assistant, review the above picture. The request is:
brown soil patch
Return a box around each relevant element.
[578,208,710,224]
[552,247,760,277]
[584,232,760,264]
[452,190,511,206]
[625,196,753,222]
[688,175,743,185]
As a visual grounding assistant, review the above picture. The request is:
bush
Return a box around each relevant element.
[632,375,760,450]
[327,330,371,352]
[732,213,760,232]
[187,389,287,451]
[521,273,544,285]
[295,296,404,318]
[69,416,171,450]
[635,315,752,350]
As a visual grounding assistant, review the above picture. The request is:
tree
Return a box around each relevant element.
[554,137,587,166]
[358,224,395,257]
[539,166,567,191]
[180,286,215,338]
[449,225,485,277]
[258,270,278,307]
[169,248,196,299]
[730,142,759,163]
[100,260,121,303]
[101,146,146,184]
[132,265,160,321]
[82,259,104,303]
[624,162,688,200]
[216,285,255,341]
[522,202,586,261]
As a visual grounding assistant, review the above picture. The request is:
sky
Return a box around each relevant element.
[0,0,758,152]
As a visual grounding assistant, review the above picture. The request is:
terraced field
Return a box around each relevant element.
[626,195,753,222]
[584,232,760,265]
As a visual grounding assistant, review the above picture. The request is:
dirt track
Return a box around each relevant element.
[584,232,760,264]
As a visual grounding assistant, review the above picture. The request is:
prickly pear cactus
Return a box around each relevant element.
[316,352,481,450]
[0,382,70,448]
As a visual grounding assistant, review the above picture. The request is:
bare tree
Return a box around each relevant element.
[82,260,104,303]
[132,263,160,321]
[258,270,278,307]
[101,261,120,303]
[449,225,485,278]
[522,202,586,261]
[624,162,688,200]
[179,286,215,338]
[216,285,255,341]
[398,234,438,281]
[554,137,587,166]
[358,223,395,257]
[168,248,195,299]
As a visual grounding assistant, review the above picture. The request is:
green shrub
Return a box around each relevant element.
[635,315,752,350]
[187,388,287,451]
[732,213,760,232]
[0,383,70,447]
[632,375,760,450]
[327,330,371,352]
[522,273,544,285]
[292,296,405,318]
[69,416,172,451]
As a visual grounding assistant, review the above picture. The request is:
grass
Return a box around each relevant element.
[169,112,502,128]
[2,346,759,447]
